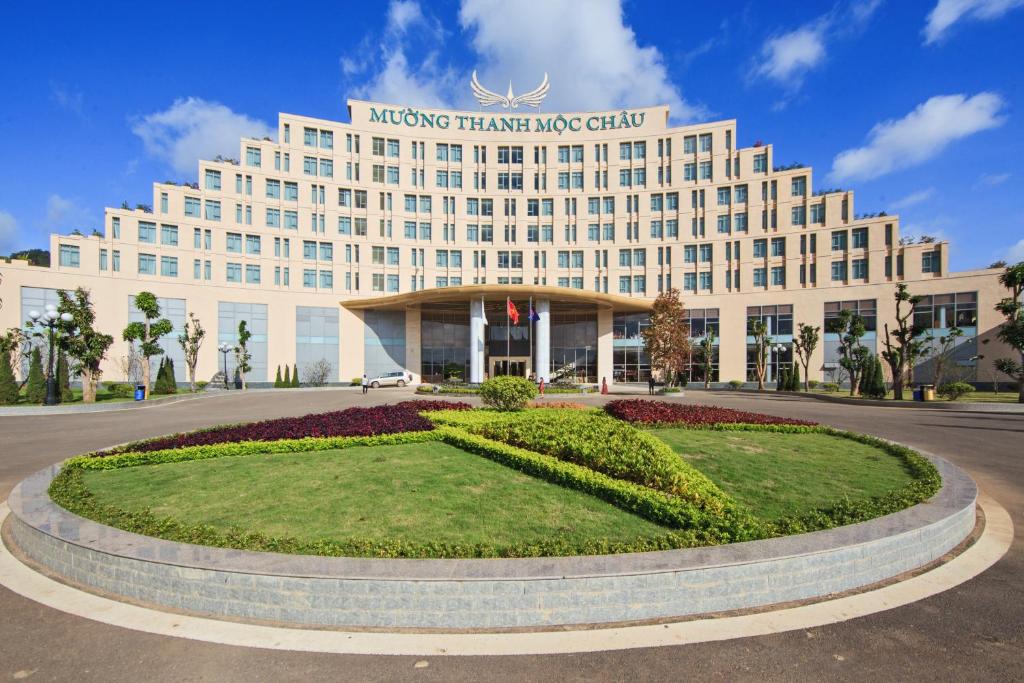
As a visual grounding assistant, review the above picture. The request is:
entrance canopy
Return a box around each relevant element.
[339,284,652,312]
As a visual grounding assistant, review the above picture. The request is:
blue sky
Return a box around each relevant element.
[1,0,1022,269]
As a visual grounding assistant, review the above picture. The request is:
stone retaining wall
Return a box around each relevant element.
[6,454,976,629]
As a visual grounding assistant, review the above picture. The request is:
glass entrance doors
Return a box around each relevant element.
[491,357,529,378]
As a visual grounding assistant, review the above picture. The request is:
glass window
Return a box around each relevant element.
[138,253,156,275]
[58,244,80,267]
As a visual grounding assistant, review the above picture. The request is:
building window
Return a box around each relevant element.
[58,244,80,267]
[160,256,178,277]
[138,253,156,275]
[831,230,848,251]
[922,250,940,273]
[160,224,178,246]
[753,267,767,288]
[852,227,869,249]
[205,169,221,190]
[138,221,156,243]
[851,258,868,280]
[831,261,847,281]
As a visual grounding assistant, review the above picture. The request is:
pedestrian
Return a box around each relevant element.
[538,377,545,398]
[601,377,608,395]
[648,375,656,395]
[361,373,369,395]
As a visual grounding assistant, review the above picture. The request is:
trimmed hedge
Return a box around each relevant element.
[443,409,740,515]
[605,399,816,427]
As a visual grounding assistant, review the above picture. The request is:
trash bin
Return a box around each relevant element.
[134,384,146,401]
[912,387,923,402]
[922,384,936,401]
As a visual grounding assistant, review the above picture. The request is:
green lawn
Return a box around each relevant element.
[5,386,199,407]
[649,428,915,520]
[80,442,668,546]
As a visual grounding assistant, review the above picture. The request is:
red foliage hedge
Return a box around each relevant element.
[103,400,471,454]
[604,399,816,427]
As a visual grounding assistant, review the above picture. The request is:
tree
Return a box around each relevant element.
[302,359,333,386]
[748,319,771,390]
[26,347,45,403]
[0,328,30,384]
[282,364,291,387]
[234,320,252,390]
[291,363,299,387]
[122,292,173,399]
[640,289,691,386]
[697,331,716,389]
[788,362,800,391]
[859,355,886,399]
[177,312,205,393]
[55,288,113,403]
[792,324,820,392]
[274,365,283,388]
[776,366,788,391]
[830,309,870,397]
[154,356,178,394]
[994,261,1024,403]
[0,352,18,404]
[931,326,964,387]
[882,283,932,401]
[56,352,73,402]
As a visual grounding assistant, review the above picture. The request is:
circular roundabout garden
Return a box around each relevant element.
[48,397,940,558]
[6,386,977,630]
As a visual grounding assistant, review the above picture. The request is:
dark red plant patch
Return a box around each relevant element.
[604,399,815,427]
[101,400,471,455]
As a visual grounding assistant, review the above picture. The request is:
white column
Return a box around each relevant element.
[535,299,551,383]
[470,298,486,384]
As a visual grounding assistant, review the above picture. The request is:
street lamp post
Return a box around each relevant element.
[218,343,232,389]
[27,304,74,406]
[770,343,786,385]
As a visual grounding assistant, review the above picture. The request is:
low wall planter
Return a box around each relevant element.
[6,452,976,630]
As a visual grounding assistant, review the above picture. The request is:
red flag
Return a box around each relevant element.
[506,298,520,325]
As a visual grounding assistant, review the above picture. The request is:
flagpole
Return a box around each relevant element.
[529,296,533,380]
[506,296,510,375]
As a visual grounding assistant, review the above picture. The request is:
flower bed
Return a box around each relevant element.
[100,400,471,455]
[604,399,816,427]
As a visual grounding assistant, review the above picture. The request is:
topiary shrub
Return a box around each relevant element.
[57,353,73,402]
[0,356,19,404]
[479,376,537,411]
[822,382,840,393]
[351,376,363,386]
[107,383,135,398]
[728,380,743,390]
[808,379,820,389]
[27,347,46,404]
[937,381,975,401]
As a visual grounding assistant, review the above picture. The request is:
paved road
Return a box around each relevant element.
[1,389,1021,682]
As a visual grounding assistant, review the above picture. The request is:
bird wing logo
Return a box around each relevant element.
[471,71,549,109]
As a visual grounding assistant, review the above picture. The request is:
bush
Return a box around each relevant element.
[822,383,840,393]
[728,380,743,390]
[106,383,135,398]
[57,353,73,402]
[154,357,177,394]
[291,364,300,388]
[100,400,472,454]
[302,359,333,387]
[808,380,820,389]
[479,376,536,411]
[196,381,208,390]
[937,381,975,401]
[604,399,816,427]
[274,365,283,388]
[661,386,681,394]
[351,376,363,386]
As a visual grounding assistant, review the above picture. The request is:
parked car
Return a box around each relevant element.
[367,371,412,388]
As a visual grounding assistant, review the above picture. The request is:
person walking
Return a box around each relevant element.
[648,375,656,395]
[538,377,545,398]
[361,373,369,395]
[601,377,608,395]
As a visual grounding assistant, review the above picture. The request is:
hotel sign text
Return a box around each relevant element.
[368,107,647,135]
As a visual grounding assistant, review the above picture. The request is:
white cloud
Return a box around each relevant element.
[44,194,93,232]
[344,0,706,121]
[1007,238,1024,262]
[891,188,936,210]
[923,0,1024,44]
[749,2,881,94]
[976,172,1010,186]
[753,27,827,86]
[50,82,84,116]
[0,211,18,253]
[829,92,1007,182]
[131,97,275,175]
[459,0,705,119]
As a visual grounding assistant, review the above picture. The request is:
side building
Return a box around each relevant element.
[0,100,1012,386]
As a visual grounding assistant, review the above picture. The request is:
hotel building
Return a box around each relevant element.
[0,99,1011,386]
